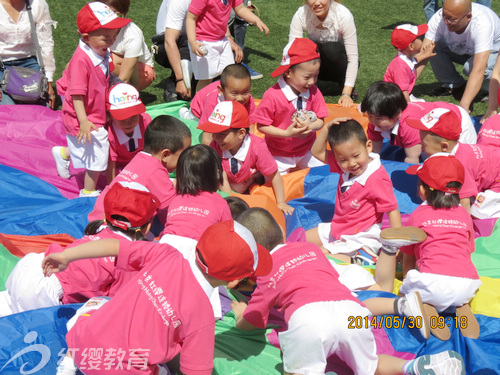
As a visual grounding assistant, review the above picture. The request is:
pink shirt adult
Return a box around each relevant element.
[160,191,232,240]
[88,152,176,225]
[383,53,416,94]
[477,115,500,147]
[211,133,277,185]
[400,204,479,279]
[189,0,242,42]
[243,242,359,328]
[327,153,398,239]
[107,113,151,166]
[66,241,215,375]
[190,81,256,124]
[254,78,329,157]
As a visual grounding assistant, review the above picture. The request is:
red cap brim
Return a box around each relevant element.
[196,121,229,133]
[405,164,420,175]
[270,64,290,78]
[109,102,146,120]
[253,244,273,277]
[102,17,131,30]
[406,117,427,131]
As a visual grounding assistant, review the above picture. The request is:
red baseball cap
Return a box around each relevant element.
[196,220,273,281]
[391,24,428,50]
[406,108,461,140]
[197,101,250,133]
[77,2,131,34]
[106,83,146,120]
[271,38,320,78]
[406,153,464,194]
[104,181,160,230]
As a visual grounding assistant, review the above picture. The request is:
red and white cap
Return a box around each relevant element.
[196,220,273,281]
[104,181,160,230]
[106,83,146,120]
[77,2,131,34]
[271,38,320,78]
[406,108,461,140]
[406,153,464,194]
[391,24,428,50]
[197,101,250,133]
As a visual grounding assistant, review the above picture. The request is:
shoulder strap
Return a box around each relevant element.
[24,0,45,73]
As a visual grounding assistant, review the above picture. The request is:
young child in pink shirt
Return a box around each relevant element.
[52,2,131,197]
[477,114,500,147]
[88,115,191,227]
[255,38,329,174]
[197,100,294,215]
[307,118,401,264]
[401,154,481,340]
[105,82,151,182]
[43,220,273,375]
[0,181,158,317]
[186,0,268,92]
[383,24,435,102]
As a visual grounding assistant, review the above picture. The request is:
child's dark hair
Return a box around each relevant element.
[290,58,321,72]
[360,81,407,118]
[95,0,130,15]
[84,217,149,241]
[327,119,367,149]
[225,196,250,219]
[220,64,251,88]
[144,115,191,155]
[236,207,283,251]
[419,180,462,209]
[176,144,223,195]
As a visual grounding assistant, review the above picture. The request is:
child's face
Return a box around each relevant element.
[110,114,140,134]
[367,113,400,132]
[409,38,423,53]
[219,77,252,106]
[419,130,444,156]
[163,136,191,173]
[213,129,246,155]
[332,137,373,178]
[84,28,120,57]
[285,61,320,95]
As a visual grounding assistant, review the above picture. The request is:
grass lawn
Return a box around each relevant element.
[47,0,500,117]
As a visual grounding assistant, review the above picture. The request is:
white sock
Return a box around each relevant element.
[56,356,78,375]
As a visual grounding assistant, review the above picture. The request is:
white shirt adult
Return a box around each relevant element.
[112,23,153,68]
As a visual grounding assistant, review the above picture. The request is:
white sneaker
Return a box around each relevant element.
[179,107,197,120]
[397,291,429,339]
[52,146,70,179]
[79,189,101,198]
[404,350,464,375]
[380,227,427,254]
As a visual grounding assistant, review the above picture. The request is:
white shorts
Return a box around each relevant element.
[279,301,378,375]
[470,189,500,219]
[189,38,234,80]
[329,261,376,292]
[66,127,109,171]
[318,222,383,256]
[2,253,63,316]
[400,270,482,312]
[274,151,325,175]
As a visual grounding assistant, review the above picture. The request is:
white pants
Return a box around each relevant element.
[318,222,383,256]
[274,151,325,175]
[66,127,109,171]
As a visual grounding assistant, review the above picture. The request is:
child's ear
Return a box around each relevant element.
[366,139,373,153]
[237,128,247,140]
[160,148,172,162]
[81,33,90,43]
[217,84,225,96]
[284,68,292,79]
[441,141,451,152]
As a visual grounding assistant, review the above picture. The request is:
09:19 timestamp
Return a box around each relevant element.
[430,316,467,329]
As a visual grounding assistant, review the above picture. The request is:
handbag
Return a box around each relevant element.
[0,0,49,104]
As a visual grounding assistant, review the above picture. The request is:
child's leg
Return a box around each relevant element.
[83,169,101,193]
[305,226,322,247]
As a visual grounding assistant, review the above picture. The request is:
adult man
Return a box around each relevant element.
[423,0,500,112]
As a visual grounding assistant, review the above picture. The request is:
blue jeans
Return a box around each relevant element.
[423,0,491,22]
[0,56,40,105]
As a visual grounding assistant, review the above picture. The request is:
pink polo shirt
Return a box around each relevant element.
[478,115,500,147]
[107,113,151,165]
[383,53,416,94]
[88,152,176,225]
[254,79,329,157]
[211,133,277,185]
[190,81,256,124]
[243,242,360,328]
[400,204,479,279]
[160,191,232,240]
[189,0,242,42]
[327,153,398,239]
[66,241,215,375]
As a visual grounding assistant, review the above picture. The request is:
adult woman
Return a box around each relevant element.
[289,0,358,107]
[97,0,155,91]
[0,0,56,108]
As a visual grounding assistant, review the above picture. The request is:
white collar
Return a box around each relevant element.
[450,143,460,155]
[270,243,286,255]
[278,76,310,105]
[397,51,417,72]
[341,152,381,187]
[222,133,251,162]
[374,120,400,141]
[112,122,142,145]
[79,39,109,67]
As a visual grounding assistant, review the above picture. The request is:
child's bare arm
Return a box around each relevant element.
[257,120,306,139]
[404,144,422,164]
[269,171,294,215]
[186,11,204,57]
[387,208,402,228]
[311,117,351,163]
[403,90,411,103]
[231,300,257,331]
[219,171,232,194]
[296,116,323,133]
[460,197,471,213]
[73,95,97,145]
[234,4,269,36]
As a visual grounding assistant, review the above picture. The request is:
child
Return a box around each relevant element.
[232,208,465,375]
[198,100,294,214]
[383,24,435,102]
[0,181,158,317]
[255,38,328,174]
[42,220,273,375]
[361,81,476,164]
[225,195,250,219]
[88,115,191,226]
[186,0,269,92]
[477,114,500,147]
[105,82,151,182]
[407,108,500,218]
[52,2,131,197]
[159,144,232,242]
[401,154,482,340]
[308,118,401,263]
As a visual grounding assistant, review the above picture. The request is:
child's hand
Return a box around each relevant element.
[419,43,436,61]
[277,202,295,215]
[254,20,269,36]
[77,120,98,145]
[42,254,69,277]
[231,300,248,317]
[325,117,352,130]
[190,41,207,57]
[287,118,312,139]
